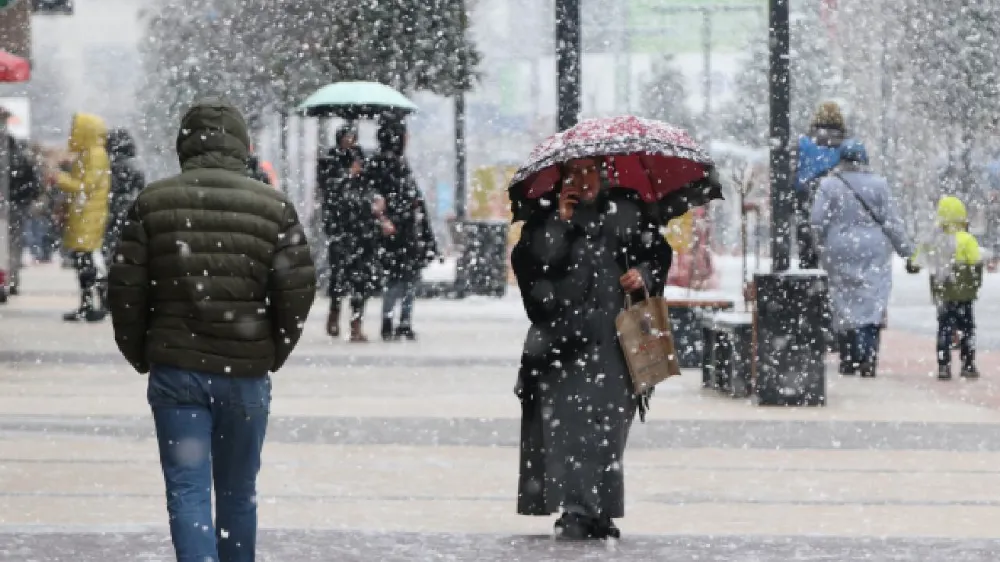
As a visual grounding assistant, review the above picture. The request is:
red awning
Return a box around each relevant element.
[0,51,29,83]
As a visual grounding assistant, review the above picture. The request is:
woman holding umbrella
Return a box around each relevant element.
[510,116,721,540]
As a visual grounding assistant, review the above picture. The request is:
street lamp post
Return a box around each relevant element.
[556,0,582,131]
[768,0,792,272]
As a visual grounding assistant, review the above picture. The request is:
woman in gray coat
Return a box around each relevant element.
[512,157,672,540]
[810,140,913,377]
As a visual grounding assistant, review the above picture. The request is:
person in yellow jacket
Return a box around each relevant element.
[906,196,983,379]
[51,113,111,322]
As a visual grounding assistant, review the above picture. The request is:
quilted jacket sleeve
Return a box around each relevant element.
[108,201,150,373]
[268,203,317,372]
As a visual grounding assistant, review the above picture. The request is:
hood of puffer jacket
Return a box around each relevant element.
[175,98,250,173]
[937,196,968,231]
[107,127,137,159]
[68,113,108,154]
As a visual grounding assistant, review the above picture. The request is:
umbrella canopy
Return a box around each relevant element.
[508,116,723,222]
[0,51,29,83]
[297,81,418,119]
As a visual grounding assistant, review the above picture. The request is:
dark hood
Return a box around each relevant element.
[176,98,250,173]
[377,119,407,156]
[107,128,137,159]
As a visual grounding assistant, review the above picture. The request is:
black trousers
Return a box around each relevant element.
[937,301,975,368]
[71,250,106,310]
[795,189,819,270]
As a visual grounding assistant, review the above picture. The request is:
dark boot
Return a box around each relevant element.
[327,303,341,338]
[838,361,856,375]
[593,517,621,540]
[395,325,416,341]
[938,365,952,380]
[381,318,394,342]
[961,365,980,379]
[858,362,876,378]
[63,304,105,323]
[553,513,598,541]
[349,319,369,343]
[63,293,89,322]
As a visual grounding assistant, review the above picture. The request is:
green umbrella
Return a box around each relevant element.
[297,81,418,119]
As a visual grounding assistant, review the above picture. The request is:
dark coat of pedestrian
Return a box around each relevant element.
[104,128,145,259]
[368,120,438,341]
[793,101,850,270]
[107,99,316,562]
[320,124,383,341]
[512,158,672,540]
[7,134,41,295]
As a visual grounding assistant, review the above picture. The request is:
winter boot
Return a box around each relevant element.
[838,361,856,375]
[63,305,105,323]
[553,513,598,541]
[349,319,369,343]
[961,365,980,379]
[395,325,416,341]
[327,304,341,338]
[63,290,104,323]
[938,365,952,380]
[858,362,876,378]
[594,517,621,540]
[381,318,394,342]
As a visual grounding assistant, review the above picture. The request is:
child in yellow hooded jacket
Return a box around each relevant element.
[907,196,982,379]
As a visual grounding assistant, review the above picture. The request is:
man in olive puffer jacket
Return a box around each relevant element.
[108,98,316,562]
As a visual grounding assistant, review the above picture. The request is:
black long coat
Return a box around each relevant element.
[320,148,382,299]
[367,153,438,282]
[512,195,672,520]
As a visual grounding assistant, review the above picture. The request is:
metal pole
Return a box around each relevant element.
[556,0,582,131]
[279,110,289,196]
[454,94,468,221]
[768,0,792,272]
[623,0,631,113]
[0,121,8,300]
[702,8,712,119]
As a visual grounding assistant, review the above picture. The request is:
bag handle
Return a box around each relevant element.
[620,234,652,309]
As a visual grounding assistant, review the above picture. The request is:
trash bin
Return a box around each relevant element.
[454,220,508,298]
[754,271,828,406]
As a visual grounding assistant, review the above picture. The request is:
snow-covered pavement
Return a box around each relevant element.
[3,262,1000,559]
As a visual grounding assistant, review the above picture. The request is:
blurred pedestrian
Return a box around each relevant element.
[512,157,672,540]
[108,99,316,562]
[104,128,145,261]
[247,147,272,185]
[48,112,112,321]
[794,101,851,269]
[368,119,438,341]
[321,124,383,341]
[811,139,913,377]
[906,196,983,380]
[5,127,41,295]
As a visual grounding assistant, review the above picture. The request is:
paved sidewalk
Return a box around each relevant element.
[2,263,1000,560]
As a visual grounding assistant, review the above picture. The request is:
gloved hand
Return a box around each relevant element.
[905,258,920,274]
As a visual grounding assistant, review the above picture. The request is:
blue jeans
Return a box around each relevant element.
[148,365,271,562]
[382,277,417,325]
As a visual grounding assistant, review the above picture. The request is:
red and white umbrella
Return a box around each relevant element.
[508,116,722,220]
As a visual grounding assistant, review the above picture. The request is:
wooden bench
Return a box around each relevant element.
[701,311,755,399]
